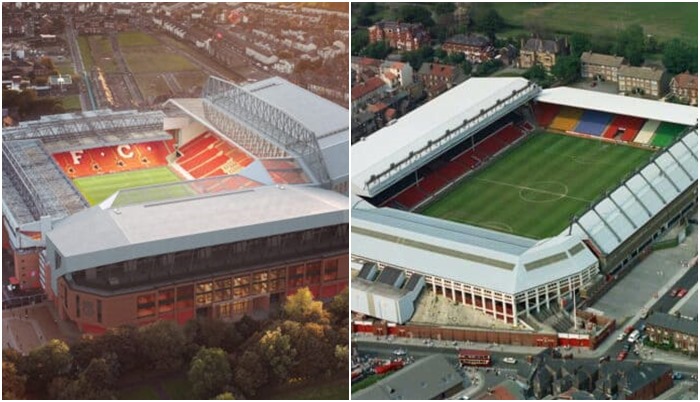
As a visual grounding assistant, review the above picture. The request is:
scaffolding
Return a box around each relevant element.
[2,110,171,153]
[2,140,88,224]
[202,76,331,187]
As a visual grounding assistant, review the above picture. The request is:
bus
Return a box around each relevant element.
[458,349,491,367]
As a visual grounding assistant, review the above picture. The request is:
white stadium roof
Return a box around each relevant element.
[352,206,598,295]
[47,185,348,271]
[352,77,535,197]
[570,129,698,254]
[537,87,699,126]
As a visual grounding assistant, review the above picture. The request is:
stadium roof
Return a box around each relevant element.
[351,77,538,197]
[351,206,598,294]
[47,185,348,272]
[243,77,349,184]
[570,129,698,255]
[537,87,698,126]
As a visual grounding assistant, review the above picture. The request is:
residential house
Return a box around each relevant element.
[580,51,625,82]
[351,76,386,113]
[618,65,669,98]
[646,312,698,354]
[519,37,567,71]
[442,34,494,63]
[368,21,430,51]
[379,60,413,91]
[417,62,464,99]
[350,56,382,82]
[670,72,698,106]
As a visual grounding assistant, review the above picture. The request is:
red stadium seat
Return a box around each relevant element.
[603,115,646,141]
[176,132,254,178]
[535,103,560,127]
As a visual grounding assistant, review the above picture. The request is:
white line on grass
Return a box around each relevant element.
[475,178,594,203]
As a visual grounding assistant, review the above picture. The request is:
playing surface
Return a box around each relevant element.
[73,167,185,205]
[419,132,653,239]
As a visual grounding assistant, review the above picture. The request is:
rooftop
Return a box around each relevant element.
[672,72,698,90]
[445,33,491,47]
[351,76,386,100]
[618,65,665,81]
[580,51,625,67]
[646,312,698,336]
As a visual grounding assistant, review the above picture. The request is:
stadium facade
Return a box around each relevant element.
[2,76,349,333]
[350,77,698,327]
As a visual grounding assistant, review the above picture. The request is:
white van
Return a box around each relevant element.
[627,329,640,343]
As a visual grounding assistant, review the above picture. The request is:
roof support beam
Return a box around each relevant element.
[665,150,694,182]
[575,220,605,256]
[591,206,622,243]
[622,183,652,218]
[652,160,680,193]
[637,169,667,204]
[608,194,637,229]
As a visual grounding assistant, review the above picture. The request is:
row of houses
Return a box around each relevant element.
[581,51,698,103]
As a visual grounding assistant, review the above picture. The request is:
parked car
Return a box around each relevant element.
[502,357,517,364]
[677,288,688,298]
[670,288,679,297]
[617,333,626,342]
[623,326,634,335]
[623,343,631,352]
[617,350,628,361]
[673,372,683,380]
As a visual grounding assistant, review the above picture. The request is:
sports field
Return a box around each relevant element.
[420,132,653,239]
[73,167,185,205]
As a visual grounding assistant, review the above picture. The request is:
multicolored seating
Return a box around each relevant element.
[53,141,172,178]
[549,107,584,132]
[535,103,560,127]
[176,132,254,178]
[603,115,647,141]
[632,120,660,144]
[651,122,686,147]
[574,110,613,136]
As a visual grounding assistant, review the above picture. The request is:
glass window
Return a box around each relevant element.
[137,293,156,318]
[324,259,339,282]
[158,289,175,314]
[176,285,194,309]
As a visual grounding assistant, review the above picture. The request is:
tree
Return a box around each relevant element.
[403,46,435,70]
[663,39,698,74]
[569,33,591,58]
[233,350,268,397]
[215,392,236,400]
[474,8,504,41]
[188,347,232,399]
[614,24,645,66]
[351,30,369,56]
[185,317,229,349]
[362,40,392,60]
[138,320,187,371]
[397,4,435,27]
[283,287,329,324]
[2,361,26,399]
[334,345,348,371]
[257,327,296,383]
[523,64,553,87]
[461,60,473,76]
[21,339,72,397]
[551,55,580,84]
[434,2,456,15]
[327,287,349,326]
[282,321,334,379]
[100,326,142,373]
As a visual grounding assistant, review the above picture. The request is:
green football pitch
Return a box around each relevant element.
[419,132,653,239]
[73,167,187,206]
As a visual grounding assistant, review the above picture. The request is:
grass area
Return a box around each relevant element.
[55,61,75,75]
[133,73,172,100]
[123,49,197,74]
[492,3,697,42]
[262,377,348,400]
[73,167,184,206]
[85,35,119,73]
[119,385,160,400]
[77,36,94,70]
[420,132,652,239]
[117,31,161,47]
[161,375,193,399]
[351,373,390,394]
[60,94,81,111]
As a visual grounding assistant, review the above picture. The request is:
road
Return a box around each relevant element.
[109,33,145,106]
[64,14,96,111]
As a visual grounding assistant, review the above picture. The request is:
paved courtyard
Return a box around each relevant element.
[410,290,515,330]
[592,226,698,320]
[2,303,79,354]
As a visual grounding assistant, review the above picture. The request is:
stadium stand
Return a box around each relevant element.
[574,110,613,136]
[53,141,172,178]
[632,120,659,144]
[268,170,309,184]
[602,114,647,141]
[535,102,560,127]
[176,132,254,178]
[652,122,687,147]
[382,122,526,210]
[549,107,584,132]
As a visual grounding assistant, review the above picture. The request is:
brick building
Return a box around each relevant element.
[519,37,567,71]
[417,62,464,98]
[368,21,430,51]
[351,76,386,112]
[646,312,698,354]
[442,34,494,63]
[670,72,698,106]
[618,65,669,98]
[580,52,625,82]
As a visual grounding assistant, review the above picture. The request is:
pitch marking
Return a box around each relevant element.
[476,178,593,203]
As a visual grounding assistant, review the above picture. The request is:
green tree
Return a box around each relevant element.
[434,2,456,15]
[138,320,187,371]
[100,326,142,373]
[215,392,235,400]
[352,30,369,55]
[614,24,645,66]
[2,361,26,399]
[403,46,435,70]
[233,350,268,397]
[461,60,473,76]
[662,39,698,74]
[335,345,349,371]
[283,287,329,324]
[569,33,591,58]
[397,4,435,27]
[282,321,334,379]
[21,339,72,397]
[257,327,296,383]
[188,347,232,399]
[474,8,504,42]
[551,55,580,84]
[327,287,349,326]
[362,40,392,60]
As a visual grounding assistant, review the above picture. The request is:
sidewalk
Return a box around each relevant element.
[669,283,698,315]
[2,302,79,354]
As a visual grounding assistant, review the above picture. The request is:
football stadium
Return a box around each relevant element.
[351,77,697,331]
[2,76,349,333]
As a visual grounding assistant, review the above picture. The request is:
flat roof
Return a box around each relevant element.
[537,87,698,126]
[48,185,348,263]
[352,77,534,196]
